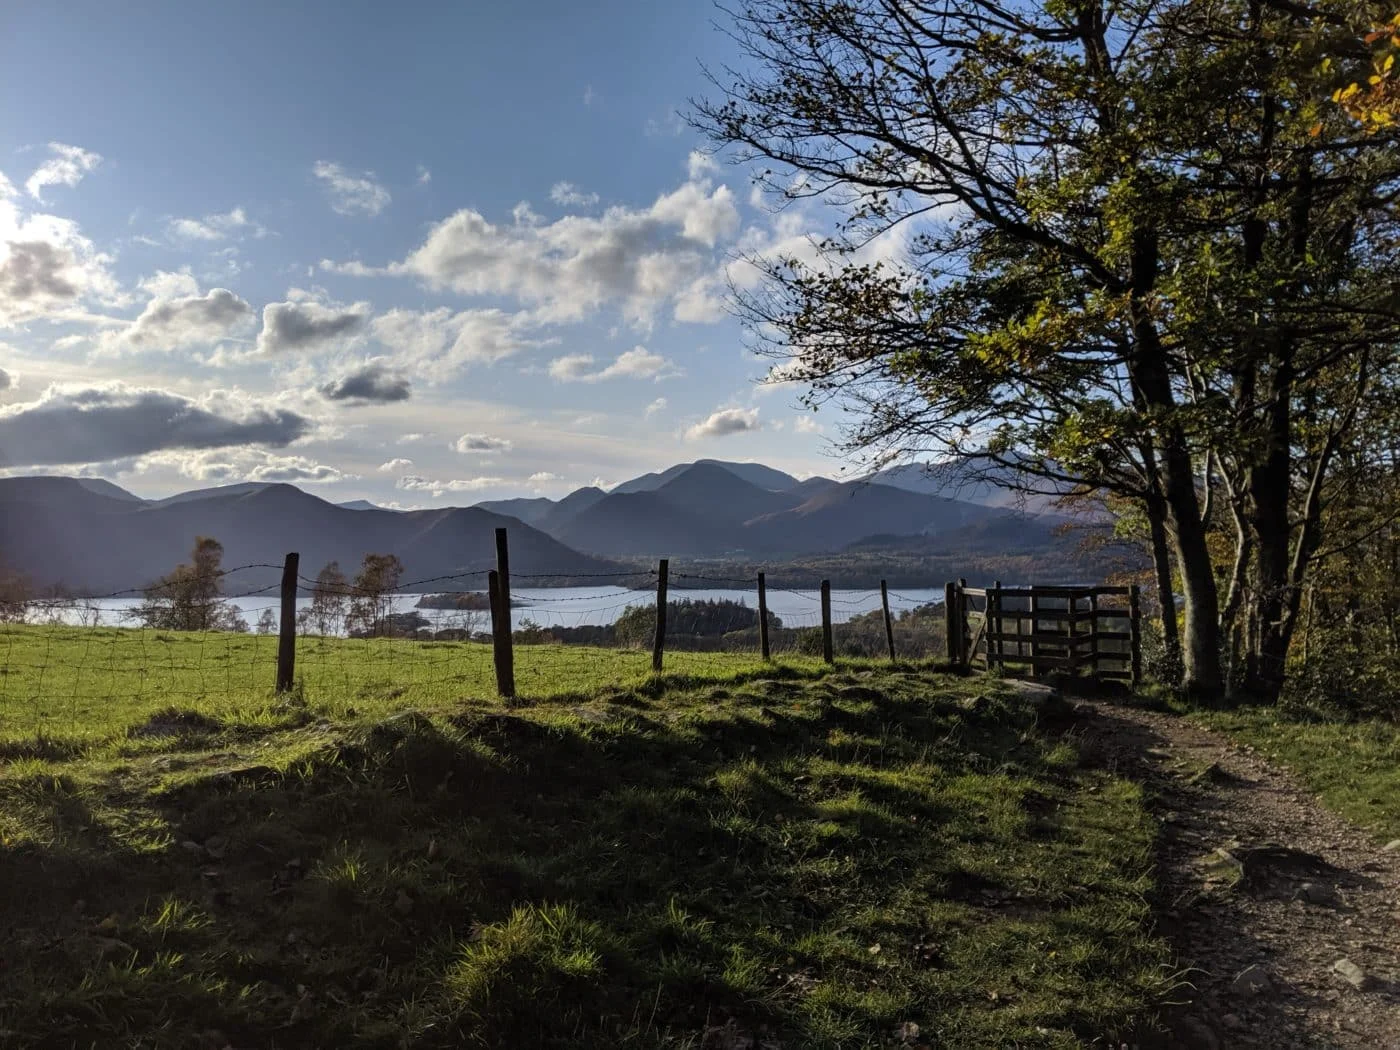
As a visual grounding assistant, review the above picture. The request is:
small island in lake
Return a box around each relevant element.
[415,592,524,610]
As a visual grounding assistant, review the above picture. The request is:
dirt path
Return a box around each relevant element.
[1076,701,1400,1049]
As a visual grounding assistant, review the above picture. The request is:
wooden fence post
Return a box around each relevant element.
[1089,590,1100,679]
[1029,591,1041,678]
[958,578,970,665]
[488,570,515,698]
[1129,584,1143,687]
[652,558,669,672]
[757,571,771,662]
[944,581,960,666]
[493,527,515,698]
[880,579,896,664]
[991,581,1003,673]
[275,552,299,692]
[820,579,833,664]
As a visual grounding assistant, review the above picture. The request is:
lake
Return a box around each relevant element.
[33,586,945,634]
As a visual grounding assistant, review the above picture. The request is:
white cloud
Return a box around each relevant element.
[547,345,676,383]
[644,397,667,418]
[398,432,426,444]
[550,182,599,207]
[257,298,371,354]
[108,284,255,352]
[396,474,503,497]
[453,432,512,454]
[369,306,543,381]
[0,382,311,466]
[0,191,122,325]
[793,415,824,434]
[583,85,597,106]
[687,151,720,180]
[24,143,102,201]
[312,161,391,216]
[379,457,413,472]
[685,407,762,441]
[328,174,741,326]
[417,165,432,185]
[135,448,350,484]
[167,207,264,242]
[528,471,561,484]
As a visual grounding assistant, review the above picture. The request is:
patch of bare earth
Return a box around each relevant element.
[1077,702,1400,1049]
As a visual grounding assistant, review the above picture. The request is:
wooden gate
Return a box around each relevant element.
[944,581,1142,685]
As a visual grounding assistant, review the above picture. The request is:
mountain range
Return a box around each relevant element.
[0,459,1070,595]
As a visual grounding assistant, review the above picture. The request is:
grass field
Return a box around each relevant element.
[1197,707,1400,840]
[0,631,1174,1048]
[0,625,816,744]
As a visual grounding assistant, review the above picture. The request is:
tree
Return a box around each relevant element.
[137,537,248,631]
[256,608,278,635]
[298,561,349,635]
[345,553,404,637]
[1332,9,1400,131]
[697,0,1400,700]
[0,563,32,624]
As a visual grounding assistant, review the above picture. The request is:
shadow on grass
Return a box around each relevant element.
[1,673,1170,1049]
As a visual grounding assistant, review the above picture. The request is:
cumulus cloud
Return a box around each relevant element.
[550,182,599,207]
[313,161,391,216]
[257,298,370,354]
[685,407,762,441]
[453,433,512,454]
[547,345,675,382]
[0,193,122,324]
[644,397,667,418]
[379,457,413,472]
[319,361,411,404]
[25,143,102,201]
[369,306,543,381]
[528,471,561,483]
[0,383,311,467]
[115,286,254,351]
[793,415,824,434]
[396,474,503,497]
[325,175,741,326]
[167,207,264,242]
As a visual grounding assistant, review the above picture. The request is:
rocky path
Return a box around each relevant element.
[1077,701,1400,1049]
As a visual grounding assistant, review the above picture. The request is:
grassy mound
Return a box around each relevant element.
[0,668,1171,1048]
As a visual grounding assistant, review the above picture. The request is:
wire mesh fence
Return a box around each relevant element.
[0,546,953,744]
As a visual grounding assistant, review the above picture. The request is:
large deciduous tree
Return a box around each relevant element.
[697,0,1400,700]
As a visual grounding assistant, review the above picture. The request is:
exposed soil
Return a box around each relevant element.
[1078,701,1400,1049]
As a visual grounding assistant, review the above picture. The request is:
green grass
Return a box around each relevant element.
[0,648,1175,1048]
[1196,707,1400,839]
[0,624,818,743]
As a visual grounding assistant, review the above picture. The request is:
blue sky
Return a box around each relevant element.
[0,1,853,505]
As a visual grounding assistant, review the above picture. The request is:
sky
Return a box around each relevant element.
[0,0,854,506]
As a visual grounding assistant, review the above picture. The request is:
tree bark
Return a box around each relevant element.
[1147,495,1181,667]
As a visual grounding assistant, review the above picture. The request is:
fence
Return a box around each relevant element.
[0,533,1146,743]
[943,579,1142,685]
[0,529,954,742]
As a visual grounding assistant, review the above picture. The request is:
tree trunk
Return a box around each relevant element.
[1163,449,1224,698]
[1147,499,1181,668]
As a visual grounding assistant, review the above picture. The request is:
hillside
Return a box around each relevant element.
[0,478,619,594]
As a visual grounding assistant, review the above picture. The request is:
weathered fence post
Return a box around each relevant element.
[944,581,961,666]
[1028,591,1041,677]
[991,581,1003,673]
[757,571,771,662]
[1129,584,1143,687]
[958,578,970,665]
[488,570,515,698]
[820,579,833,664]
[275,552,299,692]
[652,558,669,672]
[880,579,896,664]
[493,527,515,698]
